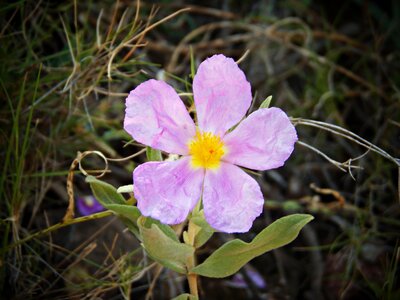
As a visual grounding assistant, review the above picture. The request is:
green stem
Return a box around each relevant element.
[5,210,113,252]
[186,217,199,298]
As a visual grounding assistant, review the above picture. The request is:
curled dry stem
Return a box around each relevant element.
[293,117,400,200]
[62,148,145,222]
[292,118,400,167]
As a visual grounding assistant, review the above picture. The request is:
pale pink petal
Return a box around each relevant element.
[133,157,204,225]
[193,54,252,135]
[223,107,297,171]
[124,79,196,155]
[203,163,264,233]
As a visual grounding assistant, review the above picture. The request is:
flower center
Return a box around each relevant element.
[188,131,225,169]
[84,196,94,207]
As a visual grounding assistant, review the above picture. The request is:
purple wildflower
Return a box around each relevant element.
[228,267,267,289]
[76,195,104,216]
[124,54,297,233]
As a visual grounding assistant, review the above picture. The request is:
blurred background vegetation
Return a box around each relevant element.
[0,0,399,299]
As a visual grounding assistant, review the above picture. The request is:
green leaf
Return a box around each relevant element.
[141,216,179,242]
[138,217,194,274]
[191,214,313,278]
[85,177,141,238]
[191,210,215,248]
[172,293,198,300]
[100,203,141,239]
[259,95,272,109]
[106,204,141,221]
[85,176,126,205]
[146,146,162,161]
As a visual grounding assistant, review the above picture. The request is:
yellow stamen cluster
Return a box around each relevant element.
[188,131,225,169]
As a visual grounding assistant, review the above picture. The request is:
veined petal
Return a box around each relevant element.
[124,79,196,155]
[223,108,298,171]
[193,54,252,136]
[133,157,204,225]
[203,163,264,233]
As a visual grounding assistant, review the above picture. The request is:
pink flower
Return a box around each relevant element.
[124,54,297,233]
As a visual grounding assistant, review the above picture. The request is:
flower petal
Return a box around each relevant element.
[134,157,204,225]
[76,196,104,216]
[193,54,252,135]
[223,107,298,171]
[203,163,264,233]
[124,79,196,155]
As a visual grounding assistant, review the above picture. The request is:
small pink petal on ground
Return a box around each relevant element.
[193,54,252,136]
[133,157,204,225]
[202,162,264,233]
[223,107,298,171]
[124,79,196,155]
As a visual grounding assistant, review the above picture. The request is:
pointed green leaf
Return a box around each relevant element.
[146,146,162,161]
[172,293,198,300]
[98,203,141,239]
[192,214,313,278]
[259,95,272,109]
[85,177,141,238]
[138,217,194,274]
[86,176,126,205]
[191,210,215,248]
[106,204,141,221]
[142,216,179,242]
